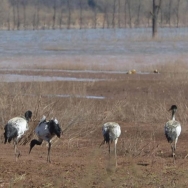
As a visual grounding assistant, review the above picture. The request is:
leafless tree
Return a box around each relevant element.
[59,0,64,29]
[32,0,40,30]
[118,0,121,28]
[152,0,162,38]
[144,12,150,27]
[79,0,83,29]
[102,0,109,28]
[11,0,16,30]
[52,0,57,29]
[16,0,20,30]
[127,0,132,28]
[67,0,71,29]
[124,0,127,27]
[160,1,163,27]
[168,0,173,27]
[112,0,117,28]
[36,0,40,29]
[21,0,27,30]
[175,0,181,27]
[32,7,36,29]
[7,3,11,30]
[93,0,98,28]
[136,0,142,27]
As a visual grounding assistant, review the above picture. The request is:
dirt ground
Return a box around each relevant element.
[1,70,188,188]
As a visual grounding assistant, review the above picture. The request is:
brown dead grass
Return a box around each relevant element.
[1,62,188,187]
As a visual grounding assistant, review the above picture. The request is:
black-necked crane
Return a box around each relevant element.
[165,105,181,163]
[4,110,32,161]
[29,116,62,163]
[100,122,121,166]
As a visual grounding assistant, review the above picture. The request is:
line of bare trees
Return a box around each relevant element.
[0,0,186,30]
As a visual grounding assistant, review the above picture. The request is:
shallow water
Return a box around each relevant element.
[0,73,106,82]
[0,28,188,75]
[25,93,105,100]
[1,28,188,56]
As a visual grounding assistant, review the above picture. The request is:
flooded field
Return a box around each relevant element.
[0,28,188,73]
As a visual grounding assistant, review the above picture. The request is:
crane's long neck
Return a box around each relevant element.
[171,110,176,121]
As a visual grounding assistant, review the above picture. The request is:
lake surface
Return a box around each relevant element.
[0,28,187,99]
[0,28,188,72]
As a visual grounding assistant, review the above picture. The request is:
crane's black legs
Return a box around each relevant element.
[13,139,20,161]
[172,138,178,164]
[47,141,51,163]
[171,143,175,164]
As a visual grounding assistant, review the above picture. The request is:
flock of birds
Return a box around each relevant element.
[4,112,61,162]
[3,104,181,165]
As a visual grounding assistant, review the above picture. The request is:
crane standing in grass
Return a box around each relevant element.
[4,110,32,161]
[165,105,181,163]
[100,122,121,166]
[29,116,62,163]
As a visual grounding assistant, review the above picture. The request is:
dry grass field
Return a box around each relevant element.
[1,62,188,187]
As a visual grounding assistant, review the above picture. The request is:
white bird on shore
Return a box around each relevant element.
[165,105,181,163]
[4,110,32,161]
[29,116,62,163]
[100,122,121,166]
